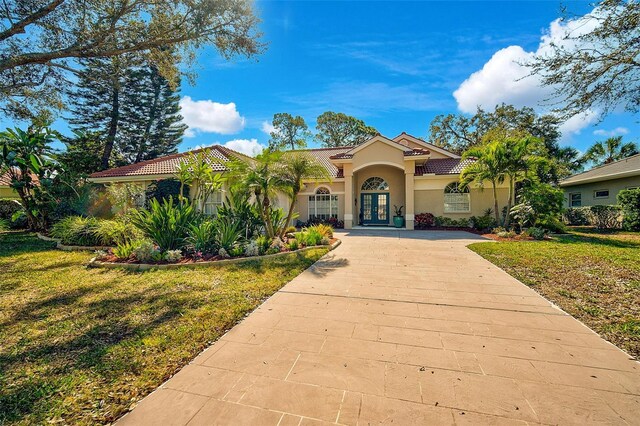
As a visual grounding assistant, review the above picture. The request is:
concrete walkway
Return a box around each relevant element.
[120,230,639,425]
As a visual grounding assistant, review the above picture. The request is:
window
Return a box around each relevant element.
[361,177,389,191]
[594,190,609,199]
[204,190,223,215]
[309,187,338,220]
[444,182,470,213]
[570,193,582,207]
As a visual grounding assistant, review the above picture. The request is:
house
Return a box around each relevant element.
[0,169,22,199]
[88,133,511,229]
[559,154,640,208]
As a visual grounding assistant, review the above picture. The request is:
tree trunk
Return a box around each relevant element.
[505,177,515,228]
[101,85,120,170]
[491,180,500,225]
[279,196,298,239]
[136,71,161,163]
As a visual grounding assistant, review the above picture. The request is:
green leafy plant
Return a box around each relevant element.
[563,207,591,226]
[129,198,198,251]
[51,216,102,246]
[113,240,139,260]
[287,239,299,251]
[229,246,244,257]
[525,226,547,240]
[589,205,622,230]
[306,223,333,238]
[165,249,183,263]
[618,188,640,231]
[244,240,260,257]
[216,189,263,239]
[469,210,496,231]
[213,217,243,251]
[144,179,187,206]
[0,218,8,231]
[133,240,161,262]
[255,235,271,255]
[187,220,217,255]
[94,219,142,246]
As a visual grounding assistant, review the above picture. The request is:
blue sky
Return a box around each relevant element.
[12,1,639,156]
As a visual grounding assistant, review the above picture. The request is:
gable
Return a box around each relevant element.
[352,139,406,171]
[392,133,460,159]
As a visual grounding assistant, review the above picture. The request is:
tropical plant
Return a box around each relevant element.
[216,188,263,239]
[287,239,299,251]
[51,216,102,246]
[517,182,565,232]
[414,212,435,229]
[582,136,638,166]
[144,179,186,206]
[618,188,640,231]
[525,227,547,240]
[213,217,243,251]
[589,205,622,229]
[129,198,198,251]
[255,235,271,255]
[94,219,143,246]
[510,203,535,231]
[113,240,140,260]
[393,205,404,217]
[175,149,225,210]
[306,224,333,238]
[0,218,8,231]
[133,240,162,262]
[563,207,592,226]
[165,250,183,263]
[276,152,330,238]
[187,220,218,254]
[0,125,59,230]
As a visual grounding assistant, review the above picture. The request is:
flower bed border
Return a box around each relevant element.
[87,239,341,271]
[37,233,112,251]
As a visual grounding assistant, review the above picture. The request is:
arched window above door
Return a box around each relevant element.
[361,177,389,191]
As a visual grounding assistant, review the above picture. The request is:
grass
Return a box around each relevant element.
[0,232,328,425]
[469,227,640,358]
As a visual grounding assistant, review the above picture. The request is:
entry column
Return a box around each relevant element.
[344,164,354,229]
[404,160,415,230]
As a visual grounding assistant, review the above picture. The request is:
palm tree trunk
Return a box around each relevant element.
[491,180,499,224]
[280,197,298,239]
[505,176,515,228]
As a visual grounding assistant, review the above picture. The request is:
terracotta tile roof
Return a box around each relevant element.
[89,145,249,179]
[300,147,352,178]
[415,158,475,176]
[405,148,430,156]
[560,153,640,186]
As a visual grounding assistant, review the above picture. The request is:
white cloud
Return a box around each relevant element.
[453,7,603,136]
[593,127,629,137]
[179,96,245,135]
[222,139,266,156]
[261,121,275,135]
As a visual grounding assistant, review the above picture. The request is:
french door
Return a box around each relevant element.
[361,193,389,225]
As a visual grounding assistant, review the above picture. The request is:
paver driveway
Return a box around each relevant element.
[119,230,640,425]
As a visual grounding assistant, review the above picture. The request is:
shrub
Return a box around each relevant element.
[618,188,640,231]
[255,235,271,255]
[216,191,263,238]
[244,240,260,257]
[0,199,23,220]
[589,205,622,229]
[287,239,299,251]
[297,228,323,246]
[51,216,102,246]
[165,249,183,263]
[434,216,470,228]
[536,217,568,234]
[415,213,435,229]
[307,223,333,238]
[563,207,591,226]
[129,198,198,251]
[0,218,8,231]
[496,230,516,238]
[213,217,243,251]
[187,220,217,254]
[144,179,187,206]
[218,248,230,258]
[321,236,331,245]
[113,240,138,260]
[525,226,547,240]
[94,219,142,246]
[9,210,28,229]
[469,213,495,231]
[229,246,244,257]
[265,246,281,255]
[133,240,161,262]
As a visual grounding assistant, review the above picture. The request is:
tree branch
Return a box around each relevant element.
[0,0,65,42]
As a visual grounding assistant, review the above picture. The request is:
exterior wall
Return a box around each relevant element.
[0,186,19,199]
[562,175,640,207]
[354,165,405,226]
[294,181,345,223]
[414,176,510,217]
[352,141,405,172]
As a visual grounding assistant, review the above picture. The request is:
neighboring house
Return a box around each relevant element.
[560,154,640,208]
[88,133,510,229]
[0,169,22,199]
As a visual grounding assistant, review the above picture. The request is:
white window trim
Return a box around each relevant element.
[204,190,224,216]
[593,189,610,199]
[443,182,470,213]
[308,187,339,220]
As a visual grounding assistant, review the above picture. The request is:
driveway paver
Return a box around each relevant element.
[118,230,640,425]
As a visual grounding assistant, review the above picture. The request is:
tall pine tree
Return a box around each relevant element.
[69,55,186,171]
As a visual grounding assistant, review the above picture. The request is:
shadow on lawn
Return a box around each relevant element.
[0,232,56,257]
[554,233,640,249]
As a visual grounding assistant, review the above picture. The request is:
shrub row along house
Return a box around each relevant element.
[89,133,510,229]
[560,154,640,208]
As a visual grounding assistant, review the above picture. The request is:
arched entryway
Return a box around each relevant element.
[354,165,405,226]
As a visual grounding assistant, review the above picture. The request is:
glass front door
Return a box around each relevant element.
[361,193,389,225]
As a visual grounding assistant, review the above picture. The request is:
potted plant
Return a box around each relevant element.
[393,205,404,228]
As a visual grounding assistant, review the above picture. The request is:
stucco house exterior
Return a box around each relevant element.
[559,154,640,208]
[88,133,510,229]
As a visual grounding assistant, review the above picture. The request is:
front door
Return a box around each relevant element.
[361,193,389,225]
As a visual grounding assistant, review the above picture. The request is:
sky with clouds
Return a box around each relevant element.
[14,1,638,157]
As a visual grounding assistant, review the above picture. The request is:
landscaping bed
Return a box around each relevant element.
[0,232,329,425]
[468,228,640,358]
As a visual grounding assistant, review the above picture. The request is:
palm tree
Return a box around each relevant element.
[583,136,639,166]
[226,149,282,238]
[276,152,331,238]
[460,142,507,225]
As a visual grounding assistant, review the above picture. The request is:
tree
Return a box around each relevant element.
[428,104,581,182]
[0,0,263,120]
[175,150,225,212]
[526,0,640,120]
[56,131,104,176]
[315,112,378,147]
[0,125,59,230]
[582,136,639,166]
[268,113,311,151]
[276,152,330,238]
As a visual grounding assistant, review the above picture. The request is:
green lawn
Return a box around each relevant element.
[469,228,640,358]
[0,232,328,425]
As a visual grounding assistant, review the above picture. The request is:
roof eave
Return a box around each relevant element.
[560,169,640,187]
